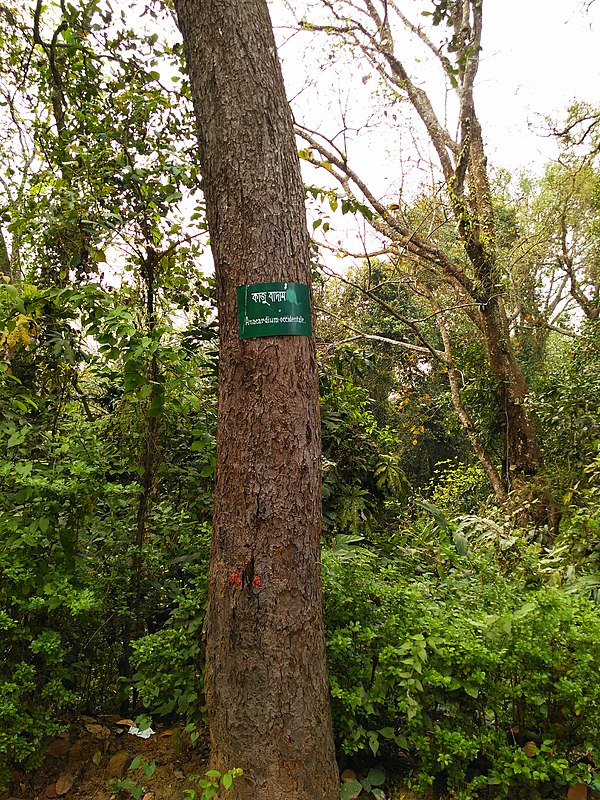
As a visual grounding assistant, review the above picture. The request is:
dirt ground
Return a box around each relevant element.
[1,716,211,800]
[2,715,587,800]
[6,718,587,800]
[1,715,429,800]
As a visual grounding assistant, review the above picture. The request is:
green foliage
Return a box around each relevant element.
[0,265,216,766]
[0,0,218,779]
[428,459,491,516]
[534,326,600,484]
[108,756,244,800]
[182,768,244,800]
[0,652,73,786]
[108,757,157,800]
[3,4,600,800]
[323,544,600,798]
[131,551,209,719]
[320,347,410,540]
[315,259,472,491]
[340,767,386,800]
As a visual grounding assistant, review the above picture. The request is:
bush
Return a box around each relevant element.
[429,459,491,517]
[132,592,206,719]
[131,527,210,720]
[323,546,600,798]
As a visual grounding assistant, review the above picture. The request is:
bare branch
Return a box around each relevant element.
[297,124,479,298]
[317,304,445,358]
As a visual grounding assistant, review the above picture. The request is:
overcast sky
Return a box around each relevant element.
[269,0,600,262]
[275,0,600,177]
[467,0,599,169]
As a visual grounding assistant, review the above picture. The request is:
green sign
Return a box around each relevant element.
[237,282,313,340]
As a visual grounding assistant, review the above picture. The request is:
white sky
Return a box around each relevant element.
[477,0,600,170]
[274,0,600,177]
[268,0,600,262]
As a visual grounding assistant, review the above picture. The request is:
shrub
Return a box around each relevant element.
[323,546,600,798]
[131,536,210,720]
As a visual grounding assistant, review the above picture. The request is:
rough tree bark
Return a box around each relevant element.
[173,2,339,799]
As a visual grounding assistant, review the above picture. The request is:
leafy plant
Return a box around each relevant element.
[340,766,386,800]
[108,757,157,800]
[183,768,244,800]
[323,545,600,798]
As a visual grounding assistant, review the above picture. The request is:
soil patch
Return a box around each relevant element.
[2,715,209,800]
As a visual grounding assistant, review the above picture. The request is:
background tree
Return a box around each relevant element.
[0,0,217,773]
[289,0,557,525]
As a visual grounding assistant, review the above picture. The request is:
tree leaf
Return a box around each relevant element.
[143,761,156,779]
[221,772,233,790]
[55,773,74,796]
[340,779,362,800]
[365,767,385,787]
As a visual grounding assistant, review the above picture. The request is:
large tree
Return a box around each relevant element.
[290,0,558,526]
[173,1,339,799]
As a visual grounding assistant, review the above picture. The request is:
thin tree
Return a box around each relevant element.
[173,1,339,798]
[293,0,559,527]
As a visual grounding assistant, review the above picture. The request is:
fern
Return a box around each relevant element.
[374,453,409,500]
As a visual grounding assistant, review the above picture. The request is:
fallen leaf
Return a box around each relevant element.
[522,741,537,757]
[92,750,102,766]
[55,773,74,796]
[142,794,154,800]
[567,784,588,800]
[160,729,175,737]
[107,750,131,779]
[45,785,57,799]
[116,718,136,727]
[84,723,104,736]
[341,769,357,783]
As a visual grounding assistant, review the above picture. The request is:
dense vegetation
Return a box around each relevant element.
[2,1,600,798]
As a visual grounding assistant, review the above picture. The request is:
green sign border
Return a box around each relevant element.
[237,282,313,340]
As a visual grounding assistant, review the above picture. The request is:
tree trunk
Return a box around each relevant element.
[173,2,339,799]
[479,296,541,478]
[0,227,18,284]
[478,295,561,536]
[294,0,559,525]
[425,289,508,501]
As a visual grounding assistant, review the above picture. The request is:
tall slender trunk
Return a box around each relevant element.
[479,296,541,479]
[450,103,554,523]
[0,228,10,281]
[120,251,161,709]
[426,290,508,501]
[0,227,19,285]
[174,1,339,798]
[479,296,560,537]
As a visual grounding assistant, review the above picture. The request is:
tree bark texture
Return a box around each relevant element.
[173,2,339,799]
[0,227,18,284]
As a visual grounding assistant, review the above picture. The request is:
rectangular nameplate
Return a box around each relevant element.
[237,282,313,340]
